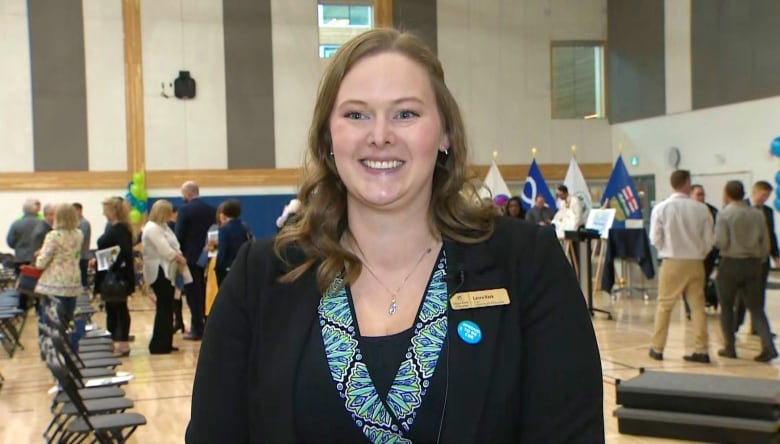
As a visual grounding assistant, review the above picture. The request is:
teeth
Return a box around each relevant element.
[362,160,404,169]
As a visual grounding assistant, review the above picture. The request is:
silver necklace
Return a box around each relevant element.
[350,237,434,316]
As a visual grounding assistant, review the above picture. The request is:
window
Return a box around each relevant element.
[551,42,606,119]
[319,4,372,27]
[318,3,373,58]
[319,44,341,58]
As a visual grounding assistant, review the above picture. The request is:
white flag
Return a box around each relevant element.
[563,157,592,226]
[479,161,512,201]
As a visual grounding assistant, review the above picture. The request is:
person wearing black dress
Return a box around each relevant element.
[187,29,603,443]
[92,197,134,356]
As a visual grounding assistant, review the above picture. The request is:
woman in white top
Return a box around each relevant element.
[142,199,187,354]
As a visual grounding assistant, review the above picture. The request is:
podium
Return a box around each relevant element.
[564,229,613,320]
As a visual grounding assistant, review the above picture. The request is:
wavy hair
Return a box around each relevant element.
[275,28,495,291]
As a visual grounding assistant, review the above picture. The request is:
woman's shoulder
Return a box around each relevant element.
[491,215,543,244]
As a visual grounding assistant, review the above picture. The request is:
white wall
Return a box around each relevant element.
[437,0,612,165]
[612,96,780,201]
[0,0,34,172]
[141,0,228,171]
[83,0,128,171]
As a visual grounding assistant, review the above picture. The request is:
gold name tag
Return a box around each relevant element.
[450,289,510,310]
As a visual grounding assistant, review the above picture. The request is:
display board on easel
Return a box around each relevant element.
[585,208,617,239]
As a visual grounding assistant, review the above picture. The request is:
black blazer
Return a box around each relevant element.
[176,198,216,265]
[93,222,135,297]
[215,218,250,280]
[187,217,604,443]
[760,205,779,259]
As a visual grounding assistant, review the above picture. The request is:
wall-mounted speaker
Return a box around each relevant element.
[174,71,196,99]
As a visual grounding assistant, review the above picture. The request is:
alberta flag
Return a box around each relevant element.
[521,159,557,211]
[601,155,642,225]
[479,160,512,205]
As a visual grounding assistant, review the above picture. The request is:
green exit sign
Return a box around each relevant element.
[630,155,639,167]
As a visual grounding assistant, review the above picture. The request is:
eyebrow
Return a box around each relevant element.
[337,97,425,108]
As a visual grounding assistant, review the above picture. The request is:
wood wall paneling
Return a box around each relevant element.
[374,0,393,27]
[122,0,145,174]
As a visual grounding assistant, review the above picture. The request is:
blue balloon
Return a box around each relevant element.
[127,181,133,191]
[775,171,780,187]
[774,197,780,212]
[136,200,148,213]
[772,137,780,157]
[125,192,138,207]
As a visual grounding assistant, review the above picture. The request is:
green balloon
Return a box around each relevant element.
[132,171,145,186]
[130,184,143,199]
[138,189,148,201]
[130,209,142,223]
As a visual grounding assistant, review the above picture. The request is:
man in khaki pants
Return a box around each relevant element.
[648,170,714,363]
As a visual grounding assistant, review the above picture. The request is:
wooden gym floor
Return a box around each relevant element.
[1,280,778,443]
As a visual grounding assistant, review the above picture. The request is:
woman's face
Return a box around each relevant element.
[329,52,449,214]
[103,204,116,221]
[507,200,521,217]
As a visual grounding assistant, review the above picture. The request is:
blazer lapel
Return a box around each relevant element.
[255,265,321,443]
[441,239,507,443]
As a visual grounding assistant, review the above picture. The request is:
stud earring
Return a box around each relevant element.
[329,151,334,156]
[443,147,449,156]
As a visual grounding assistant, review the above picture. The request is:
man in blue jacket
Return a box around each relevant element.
[176,181,215,340]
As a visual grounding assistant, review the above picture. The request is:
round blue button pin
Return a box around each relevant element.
[457,320,482,345]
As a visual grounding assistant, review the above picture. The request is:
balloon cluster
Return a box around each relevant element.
[126,171,148,223]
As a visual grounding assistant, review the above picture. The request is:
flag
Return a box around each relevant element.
[563,157,592,220]
[478,160,512,205]
[521,159,557,211]
[601,155,642,223]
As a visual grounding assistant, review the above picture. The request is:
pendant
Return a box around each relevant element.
[388,297,398,315]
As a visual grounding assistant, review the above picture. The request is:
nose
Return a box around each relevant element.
[368,115,394,148]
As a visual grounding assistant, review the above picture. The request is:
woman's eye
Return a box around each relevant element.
[396,110,419,119]
[344,111,367,120]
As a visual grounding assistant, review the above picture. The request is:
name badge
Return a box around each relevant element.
[450,288,510,310]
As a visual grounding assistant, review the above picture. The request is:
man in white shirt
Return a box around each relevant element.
[648,170,715,363]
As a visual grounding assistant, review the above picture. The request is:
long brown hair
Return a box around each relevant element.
[275,28,494,291]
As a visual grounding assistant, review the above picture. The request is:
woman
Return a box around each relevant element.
[203,204,224,318]
[93,197,135,356]
[214,199,250,287]
[188,29,603,443]
[141,200,186,354]
[35,203,83,325]
[505,196,525,219]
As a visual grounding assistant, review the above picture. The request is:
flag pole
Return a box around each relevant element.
[492,149,498,162]
[531,146,537,159]
[571,144,577,159]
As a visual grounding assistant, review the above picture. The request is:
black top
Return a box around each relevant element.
[186,217,604,443]
[93,222,135,297]
[295,297,447,443]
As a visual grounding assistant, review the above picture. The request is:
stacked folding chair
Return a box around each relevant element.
[39,298,146,443]
[0,289,27,358]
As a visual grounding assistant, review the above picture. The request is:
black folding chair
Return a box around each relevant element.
[47,355,145,444]
[44,352,135,443]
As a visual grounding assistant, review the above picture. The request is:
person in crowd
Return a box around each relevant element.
[34,203,84,325]
[204,204,224,319]
[6,199,41,275]
[187,29,603,443]
[555,185,585,227]
[648,170,714,363]
[505,196,525,219]
[525,194,555,226]
[680,185,720,317]
[73,202,92,290]
[714,181,777,362]
[276,198,302,230]
[168,205,185,334]
[92,197,135,357]
[32,203,56,252]
[735,180,779,336]
[176,181,215,341]
[214,199,251,287]
[142,200,186,354]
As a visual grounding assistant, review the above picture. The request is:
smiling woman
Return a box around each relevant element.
[187,28,604,444]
